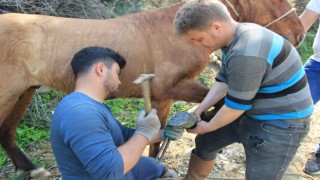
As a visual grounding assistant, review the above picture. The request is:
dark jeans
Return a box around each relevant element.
[194,114,310,180]
[130,156,165,180]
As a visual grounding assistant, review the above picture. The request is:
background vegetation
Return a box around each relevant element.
[0,0,317,178]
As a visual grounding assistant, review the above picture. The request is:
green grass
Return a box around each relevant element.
[104,98,194,128]
[104,98,144,128]
[0,150,6,166]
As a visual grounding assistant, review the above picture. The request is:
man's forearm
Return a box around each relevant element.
[117,134,149,174]
[300,9,320,33]
[207,105,244,132]
[198,81,228,112]
[188,105,244,134]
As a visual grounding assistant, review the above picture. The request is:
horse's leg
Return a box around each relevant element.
[169,79,210,103]
[169,79,226,118]
[0,88,50,178]
[149,99,173,157]
[148,79,223,156]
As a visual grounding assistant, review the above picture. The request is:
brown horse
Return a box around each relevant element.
[0,0,304,177]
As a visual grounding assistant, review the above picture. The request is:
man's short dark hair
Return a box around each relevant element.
[71,46,126,78]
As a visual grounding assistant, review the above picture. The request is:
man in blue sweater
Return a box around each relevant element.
[50,46,182,179]
[174,0,314,179]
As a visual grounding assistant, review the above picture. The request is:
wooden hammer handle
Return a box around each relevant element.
[141,80,152,114]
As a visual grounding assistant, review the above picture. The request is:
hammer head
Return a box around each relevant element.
[133,74,156,84]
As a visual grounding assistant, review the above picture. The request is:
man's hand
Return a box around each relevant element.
[135,108,160,142]
[193,105,207,122]
[186,120,209,135]
[163,125,184,140]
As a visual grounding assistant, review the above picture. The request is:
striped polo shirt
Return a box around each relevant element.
[216,23,314,120]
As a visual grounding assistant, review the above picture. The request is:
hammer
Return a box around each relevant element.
[133,74,156,114]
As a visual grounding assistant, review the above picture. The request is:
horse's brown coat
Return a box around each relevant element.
[0,0,304,174]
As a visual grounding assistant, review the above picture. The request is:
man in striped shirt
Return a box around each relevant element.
[174,0,314,179]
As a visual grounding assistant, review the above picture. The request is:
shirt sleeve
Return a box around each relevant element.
[215,62,228,83]
[116,120,135,142]
[307,0,320,14]
[224,55,266,110]
[61,104,125,179]
[215,50,229,83]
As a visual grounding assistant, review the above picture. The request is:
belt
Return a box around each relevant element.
[260,117,309,128]
[283,118,309,123]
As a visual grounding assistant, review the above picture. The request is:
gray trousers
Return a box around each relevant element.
[194,114,310,180]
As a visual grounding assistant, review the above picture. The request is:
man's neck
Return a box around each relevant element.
[74,79,107,103]
[225,20,239,47]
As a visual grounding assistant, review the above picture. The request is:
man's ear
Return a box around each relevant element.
[95,62,106,76]
[210,22,222,33]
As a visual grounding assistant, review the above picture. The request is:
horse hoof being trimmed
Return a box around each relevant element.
[29,167,51,178]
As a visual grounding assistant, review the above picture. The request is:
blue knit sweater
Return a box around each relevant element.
[50,92,135,179]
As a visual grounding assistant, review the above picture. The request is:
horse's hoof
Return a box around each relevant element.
[30,167,51,178]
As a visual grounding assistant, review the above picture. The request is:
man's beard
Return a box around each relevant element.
[106,90,118,99]
[202,45,215,53]
[103,78,118,99]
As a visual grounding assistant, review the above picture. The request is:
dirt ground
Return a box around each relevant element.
[1,61,320,180]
